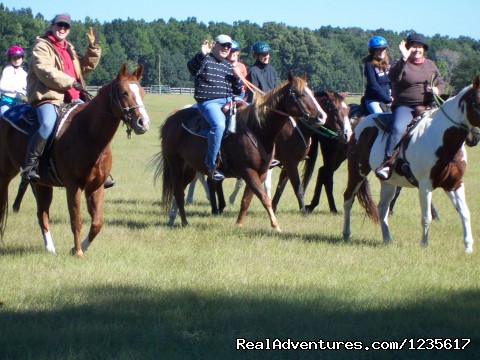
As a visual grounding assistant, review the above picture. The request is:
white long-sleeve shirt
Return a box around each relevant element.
[0,64,27,99]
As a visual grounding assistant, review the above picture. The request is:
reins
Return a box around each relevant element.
[430,73,470,131]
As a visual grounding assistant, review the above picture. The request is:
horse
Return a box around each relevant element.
[303,101,440,219]
[342,76,480,253]
[151,72,327,231]
[270,91,352,214]
[0,63,150,256]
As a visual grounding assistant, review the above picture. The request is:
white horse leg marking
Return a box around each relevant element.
[43,231,57,255]
[168,199,178,226]
[448,184,473,253]
[263,169,273,198]
[378,183,397,244]
[81,236,91,252]
[229,178,244,204]
[418,184,433,248]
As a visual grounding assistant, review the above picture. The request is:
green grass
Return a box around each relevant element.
[0,94,479,359]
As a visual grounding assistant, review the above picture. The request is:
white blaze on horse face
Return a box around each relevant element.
[342,101,353,141]
[305,87,327,125]
[129,83,150,130]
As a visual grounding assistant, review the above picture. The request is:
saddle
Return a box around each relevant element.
[2,102,82,186]
[182,99,248,137]
[374,106,435,185]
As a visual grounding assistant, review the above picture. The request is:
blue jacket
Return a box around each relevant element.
[363,61,391,104]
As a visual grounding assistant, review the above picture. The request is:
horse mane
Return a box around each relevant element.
[237,75,307,128]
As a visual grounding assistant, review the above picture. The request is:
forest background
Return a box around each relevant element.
[2,4,480,94]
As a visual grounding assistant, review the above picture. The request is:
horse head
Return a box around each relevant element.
[315,91,352,144]
[282,71,327,126]
[463,75,480,128]
[110,63,150,135]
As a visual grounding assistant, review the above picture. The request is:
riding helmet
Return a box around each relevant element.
[367,36,388,50]
[7,45,24,58]
[252,41,271,55]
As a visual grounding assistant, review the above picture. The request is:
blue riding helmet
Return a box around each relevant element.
[252,41,271,55]
[368,36,388,49]
[231,40,240,51]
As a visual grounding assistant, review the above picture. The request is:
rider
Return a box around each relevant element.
[22,13,101,183]
[375,33,445,180]
[187,34,244,181]
[0,46,28,115]
[227,40,247,98]
[246,41,280,169]
[362,36,392,114]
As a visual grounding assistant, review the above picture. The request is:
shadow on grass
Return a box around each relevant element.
[1,285,478,359]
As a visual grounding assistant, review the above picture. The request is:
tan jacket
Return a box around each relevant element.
[27,36,101,106]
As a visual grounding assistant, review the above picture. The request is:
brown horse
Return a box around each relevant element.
[0,63,150,256]
[152,72,326,231]
[343,76,480,253]
[271,91,351,214]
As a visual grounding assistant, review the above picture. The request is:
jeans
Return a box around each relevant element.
[385,105,415,157]
[364,99,384,114]
[36,103,58,140]
[198,97,231,170]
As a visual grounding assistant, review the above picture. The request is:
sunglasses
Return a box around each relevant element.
[55,22,71,29]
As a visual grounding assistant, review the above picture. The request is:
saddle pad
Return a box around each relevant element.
[2,104,35,134]
[182,113,210,138]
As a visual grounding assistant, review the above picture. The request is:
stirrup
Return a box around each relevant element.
[208,168,225,181]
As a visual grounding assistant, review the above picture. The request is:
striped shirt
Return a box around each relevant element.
[187,53,244,102]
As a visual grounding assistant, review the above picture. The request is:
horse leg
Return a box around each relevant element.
[229,178,244,204]
[323,170,338,214]
[12,178,29,213]
[65,187,84,257]
[305,166,324,214]
[207,178,220,215]
[185,173,198,204]
[377,183,397,244]
[418,184,433,248]
[271,169,289,213]
[263,169,273,198]
[81,187,105,253]
[33,185,57,255]
[168,199,178,226]
[216,180,226,214]
[286,165,307,214]
[388,187,402,216]
[237,170,280,232]
[445,185,473,253]
[198,173,211,201]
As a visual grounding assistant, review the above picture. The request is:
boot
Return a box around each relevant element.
[104,174,116,189]
[375,149,399,181]
[21,133,47,183]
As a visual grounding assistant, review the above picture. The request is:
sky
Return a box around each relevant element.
[2,0,479,40]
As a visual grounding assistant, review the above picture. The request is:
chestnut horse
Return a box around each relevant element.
[270,91,351,213]
[0,64,150,256]
[342,76,480,253]
[152,72,326,231]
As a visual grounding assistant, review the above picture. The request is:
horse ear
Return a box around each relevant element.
[288,71,295,82]
[340,92,349,99]
[133,65,144,80]
[117,63,128,80]
[473,75,480,90]
[302,72,307,81]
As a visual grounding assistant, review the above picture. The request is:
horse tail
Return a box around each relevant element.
[150,150,174,213]
[356,178,379,224]
[302,134,318,190]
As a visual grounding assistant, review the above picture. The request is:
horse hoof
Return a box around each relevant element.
[71,248,85,258]
[465,246,473,254]
[342,233,351,241]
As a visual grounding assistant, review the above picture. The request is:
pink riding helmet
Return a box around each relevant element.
[7,45,24,58]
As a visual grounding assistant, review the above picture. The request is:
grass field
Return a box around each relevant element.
[1,94,479,359]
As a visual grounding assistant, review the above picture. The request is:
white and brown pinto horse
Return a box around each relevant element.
[343,76,480,253]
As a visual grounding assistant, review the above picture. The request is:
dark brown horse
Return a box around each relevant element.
[0,64,150,256]
[271,91,351,214]
[152,72,326,231]
[343,76,480,253]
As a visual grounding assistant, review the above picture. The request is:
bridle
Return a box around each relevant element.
[271,85,321,122]
[108,79,146,138]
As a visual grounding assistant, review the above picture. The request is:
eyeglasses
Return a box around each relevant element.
[55,22,71,29]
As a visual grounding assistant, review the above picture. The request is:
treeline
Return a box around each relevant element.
[2,4,480,94]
